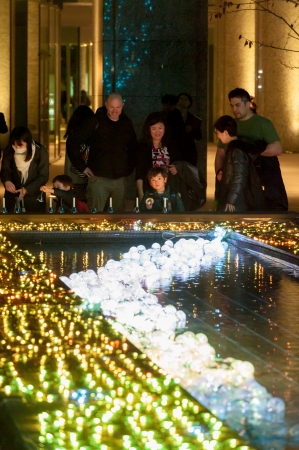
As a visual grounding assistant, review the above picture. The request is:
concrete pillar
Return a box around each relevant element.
[54,6,61,155]
[27,0,40,139]
[80,45,87,91]
[92,0,104,110]
[0,0,10,150]
[214,1,256,118]
[256,3,299,153]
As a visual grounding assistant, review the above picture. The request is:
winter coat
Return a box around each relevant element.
[67,107,138,179]
[217,139,264,212]
[1,141,49,212]
[172,160,206,210]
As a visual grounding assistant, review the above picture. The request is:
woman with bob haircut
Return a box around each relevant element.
[1,126,49,212]
[135,111,182,201]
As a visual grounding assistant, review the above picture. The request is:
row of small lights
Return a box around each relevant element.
[0,219,298,254]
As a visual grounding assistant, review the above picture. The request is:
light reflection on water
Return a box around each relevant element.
[26,240,299,442]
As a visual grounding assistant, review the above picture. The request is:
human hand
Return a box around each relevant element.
[83,167,94,177]
[4,181,17,193]
[185,125,192,133]
[146,198,154,209]
[16,187,27,201]
[216,170,223,181]
[225,203,235,212]
[168,164,177,175]
[40,185,53,193]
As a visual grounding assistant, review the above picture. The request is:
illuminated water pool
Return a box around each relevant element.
[25,236,299,450]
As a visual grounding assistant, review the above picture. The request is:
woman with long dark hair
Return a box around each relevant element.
[64,105,96,201]
[1,126,49,212]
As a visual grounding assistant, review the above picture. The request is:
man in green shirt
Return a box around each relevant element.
[215,88,288,211]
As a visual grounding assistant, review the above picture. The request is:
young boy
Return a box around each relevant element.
[40,174,89,212]
[214,115,264,212]
[140,167,184,212]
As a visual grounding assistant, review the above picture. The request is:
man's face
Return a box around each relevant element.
[149,174,167,192]
[229,97,251,120]
[105,98,124,121]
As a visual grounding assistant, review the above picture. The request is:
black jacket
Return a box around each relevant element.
[136,140,182,187]
[172,160,206,210]
[237,137,288,211]
[217,139,264,212]
[1,141,49,198]
[1,141,49,213]
[67,107,138,179]
[167,109,202,166]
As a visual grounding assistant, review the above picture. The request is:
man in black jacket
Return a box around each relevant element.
[67,93,138,212]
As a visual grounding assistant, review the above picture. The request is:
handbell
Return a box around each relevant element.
[37,192,44,202]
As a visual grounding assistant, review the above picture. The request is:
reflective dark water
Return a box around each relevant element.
[26,239,299,449]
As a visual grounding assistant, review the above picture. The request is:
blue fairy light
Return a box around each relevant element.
[103,0,152,93]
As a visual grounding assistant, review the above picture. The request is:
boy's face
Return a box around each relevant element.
[53,180,70,191]
[149,174,167,192]
[216,129,231,144]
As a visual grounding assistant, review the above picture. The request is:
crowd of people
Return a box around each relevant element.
[0,87,288,213]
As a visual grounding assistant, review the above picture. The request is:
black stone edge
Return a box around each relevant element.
[227,231,299,269]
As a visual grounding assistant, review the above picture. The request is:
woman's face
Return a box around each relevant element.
[150,122,165,143]
[13,140,27,150]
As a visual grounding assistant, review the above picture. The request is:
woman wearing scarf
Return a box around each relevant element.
[1,126,49,212]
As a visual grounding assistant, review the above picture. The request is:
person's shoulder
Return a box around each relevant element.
[34,141,47,152]
[119,111,133,125]
[250,114,274,126]
[230,138,252,150]
[95,106,106,117]
[138,140,150,149]
[188,111,202,122]
[228,139,251,156]
[164,138,178,148]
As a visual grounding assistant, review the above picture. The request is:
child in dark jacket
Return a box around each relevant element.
[140,167,184,212]
[40,174,89,212]
[214,115,264,212]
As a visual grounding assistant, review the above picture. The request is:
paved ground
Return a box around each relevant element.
[1,143,298,212]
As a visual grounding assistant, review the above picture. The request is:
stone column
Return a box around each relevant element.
[256,3,299,153]
[92,0,104,110]
[54,5,61,157]
[80,45,87,91]
[213,1,256,118]
[0,0,10,150]
[27,0,40,139]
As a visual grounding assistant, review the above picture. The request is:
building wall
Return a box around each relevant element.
[0,0,61,160]
[101,0,208,183]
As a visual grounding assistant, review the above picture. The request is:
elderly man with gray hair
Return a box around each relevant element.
[67,93,138,212]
